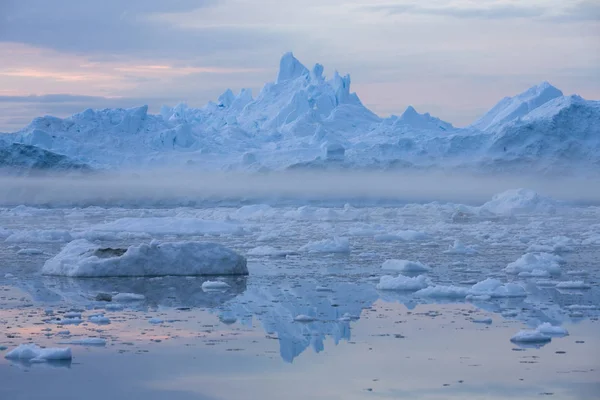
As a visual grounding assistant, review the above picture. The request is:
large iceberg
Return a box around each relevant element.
[42,239,248,277]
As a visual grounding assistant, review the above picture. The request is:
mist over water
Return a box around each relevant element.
[1,170,598,206]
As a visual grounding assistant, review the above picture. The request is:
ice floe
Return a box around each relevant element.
[42,239,248,277]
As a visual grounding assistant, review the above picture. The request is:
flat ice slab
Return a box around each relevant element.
[5,344,72,362]
[42,239,248,277]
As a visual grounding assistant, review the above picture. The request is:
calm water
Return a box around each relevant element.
[0,204,599,399]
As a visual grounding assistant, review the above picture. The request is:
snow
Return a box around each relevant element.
[555,281,592,289]
[381,259,430,272]
[471,82,563,132]
[467,278,526,298]
[299,237,350,254]
[5,344,72,363]
[505,252,563,275]
[201,280,231,290]
[376,274,430,291]
[42,239,248,277]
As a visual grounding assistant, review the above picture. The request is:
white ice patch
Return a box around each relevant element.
[247,246,297,257]
[88,314,110,324]
[505,252,563,275]
[42,239,248,277]
[201,280,231,291]
[299,237,350,254]
[536,322,568,336]
[443,240,478,255]
[467,278,527,298]
[381,259,430,272]
[5,344,72,362]
[294,314,317,322]
[479,189,558,215]
[376,274,430,291]
[555,281,592,289]
[112,293,145,302]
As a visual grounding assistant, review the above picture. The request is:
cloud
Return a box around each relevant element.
[367,2,546,20]
[0,0,286,58]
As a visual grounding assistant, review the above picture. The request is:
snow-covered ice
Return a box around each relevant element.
[201,281,231,291]
[42,239,248,277]
[505,252,563,275]
[5,344,72,362]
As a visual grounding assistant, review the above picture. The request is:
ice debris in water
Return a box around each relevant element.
[478,189,558,215]
[88,314,110,324]
[42,239,248,277]
[467,278,526,298]
[443,240,478,255]
[381,259,430,272]
[505,252,563,275]
[376,275,430,291]
[5,344,72,362]
[555,281,592,289]
[112,293,145,302]
[510,323,568,346]
[298,237,350,253]
[59,338,106,346]
[201,280,231,291]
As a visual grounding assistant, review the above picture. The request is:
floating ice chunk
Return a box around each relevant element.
[88,314,110,324]
[479,189,558,215]
[468,278,527,298]
[148,318,164,325]
[202,280,231,291]
[59,338,106,346]
[42,239,248,277]
[510,330,551,345]
[556,281,591,289]
[4,273,14,278]
[376,274,430,291]
[247,246,297,257]
[443,240,478,255]
[294,315,317,322]
[219,315,237,324]
[90,217,241,235]
[536,323,568,336]
[299,237,350,254]
[565,304,596,310]
[472,317,493,324]
[566,270,588,276]
[414,285,469,298]
[55,318,83,325]
[316,286,334,292]
[505,252,563,275]
[104,304,124,311]
[113,293,145,302]
[381,259,430,273]
[16,248,44,255]
[518,269,550,278]
[5,344,72,362]
[63,312,81,319]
